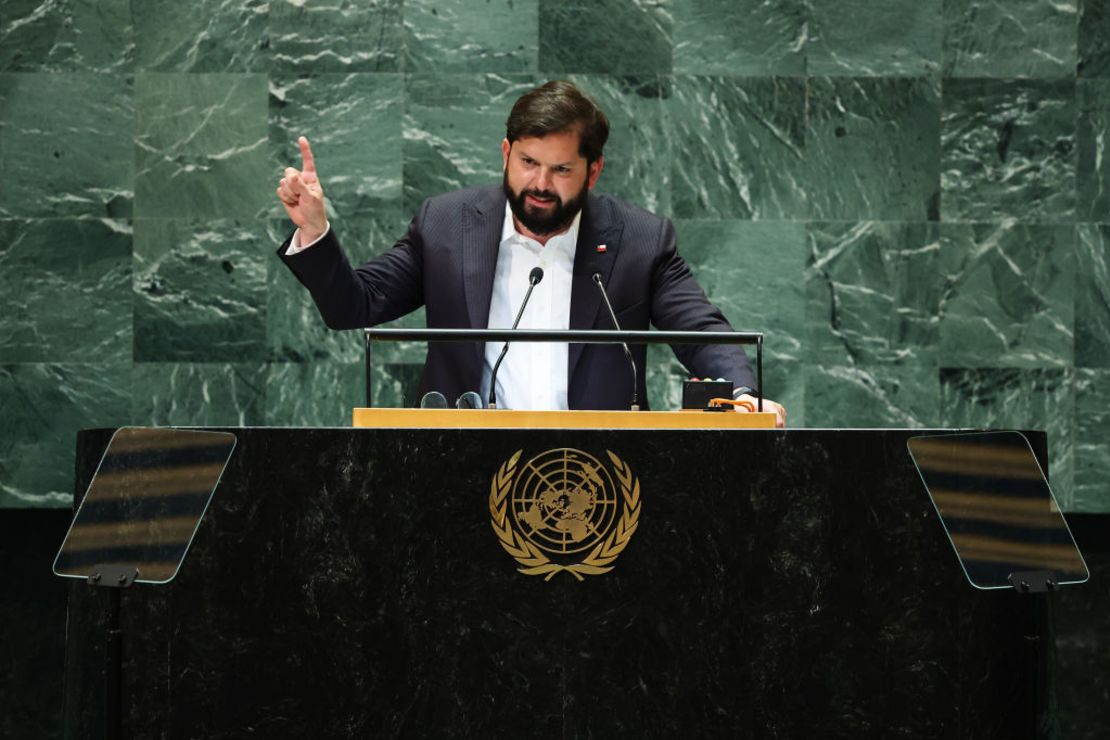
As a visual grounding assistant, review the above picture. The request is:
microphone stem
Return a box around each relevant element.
[488,279,539,409]
[592,275,639,411]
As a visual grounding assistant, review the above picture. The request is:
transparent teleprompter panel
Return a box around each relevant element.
[54,427,236,584]
[907,431,1088,590]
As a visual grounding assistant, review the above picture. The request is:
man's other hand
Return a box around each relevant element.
[736,395,787,428]
[276,136,327,243]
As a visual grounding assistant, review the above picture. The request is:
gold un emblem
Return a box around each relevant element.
[489,448,641,581]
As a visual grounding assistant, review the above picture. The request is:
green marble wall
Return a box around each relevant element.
[2,0,1109,512]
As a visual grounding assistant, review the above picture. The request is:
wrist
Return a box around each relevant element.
[299,221,328,246]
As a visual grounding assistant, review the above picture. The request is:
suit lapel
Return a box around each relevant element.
[568,194,624,382]
[462,188,505,367]
[462,188,504,330]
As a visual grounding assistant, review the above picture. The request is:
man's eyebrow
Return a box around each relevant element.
[517,152,576,167]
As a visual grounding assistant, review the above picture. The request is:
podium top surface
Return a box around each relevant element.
[351,407,778,429]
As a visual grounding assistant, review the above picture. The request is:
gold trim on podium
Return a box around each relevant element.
[352,408,777,429]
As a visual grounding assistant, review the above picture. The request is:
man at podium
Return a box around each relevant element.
[275,80,786,427]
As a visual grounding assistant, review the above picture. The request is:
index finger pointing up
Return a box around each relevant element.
[298,136,316,174]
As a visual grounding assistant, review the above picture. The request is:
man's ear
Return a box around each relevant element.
[501,138,511,169]
[587,156,604,190]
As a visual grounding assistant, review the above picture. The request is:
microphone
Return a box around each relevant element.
[591,273,639,411]
[456,391,483,409]
[488,267,544,409]
[419,391,448,409]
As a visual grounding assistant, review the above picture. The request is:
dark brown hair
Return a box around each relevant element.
[505,80,610,164]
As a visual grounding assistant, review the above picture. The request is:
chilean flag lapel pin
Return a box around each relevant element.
[596,244,607,253]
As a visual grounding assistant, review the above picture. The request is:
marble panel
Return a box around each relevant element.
[0,73,132,218]
[669,76,806,220]
[1075,369,1110,511]
[763,357,803,427]
[673,0,805,76]
[675,219,805,362]
[643,348,667,407]
[1077,224,1110,368]
[567,76,671,214]
[937,222,1074,368]
[134,73,269,218]
[538,0,672,75]
[269,73,403,219]
[404,0,538,73]
[133,0,269,72]
[266,361,363,426]
[940,78,1076,222]
[270,0,403,73]
[403,74,538,213]
[131,362,267,426]
[0,363,131,507]
[808,0,942,76]
[0,0,131,72]
[0,218,131,363]
[943,0,1077,77]
[806,221,942,367]
[644,344,688,410]
[265,214,424,365]
[1079,0,1110,77]
[939,367,1074,507]
[371,361,424,408]
[803,364,939,428]
[133,219,268,363]
[806,77,940,221]
[1078,79,1110,221]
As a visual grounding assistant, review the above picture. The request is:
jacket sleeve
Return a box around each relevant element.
[276,200,429,330]
[649,218,758,390]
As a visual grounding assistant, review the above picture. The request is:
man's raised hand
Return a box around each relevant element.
[277,136,327,244]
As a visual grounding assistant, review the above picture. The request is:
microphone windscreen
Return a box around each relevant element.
[456,391,483,409]
[419,391,448,409]
[529,266,544,285]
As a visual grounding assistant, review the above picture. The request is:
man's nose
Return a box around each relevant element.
[535,168,552,192]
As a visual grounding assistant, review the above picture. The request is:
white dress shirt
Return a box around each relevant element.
[479,204,578,410]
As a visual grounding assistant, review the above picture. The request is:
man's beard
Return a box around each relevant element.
[503,170,588,237]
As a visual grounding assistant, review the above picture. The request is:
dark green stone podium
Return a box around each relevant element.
[63,426,1051,738]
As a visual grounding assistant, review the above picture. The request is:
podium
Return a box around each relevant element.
[63,422,1054,738]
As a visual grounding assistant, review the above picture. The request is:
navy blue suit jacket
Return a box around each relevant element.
[278,185,755,409]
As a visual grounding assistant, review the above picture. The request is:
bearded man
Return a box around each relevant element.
[276,80,785,426]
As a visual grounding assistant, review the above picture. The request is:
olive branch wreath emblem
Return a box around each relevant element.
[488,449,641,581]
